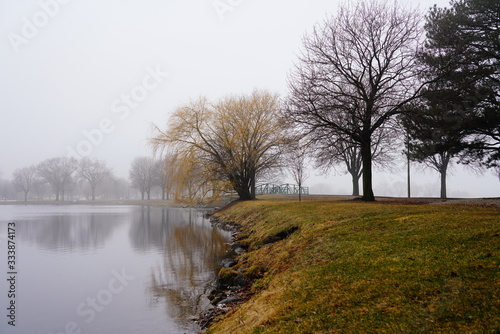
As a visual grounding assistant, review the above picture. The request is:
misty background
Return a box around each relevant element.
[1,0,498,198]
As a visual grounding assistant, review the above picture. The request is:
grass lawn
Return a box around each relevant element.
[207,197,500,334]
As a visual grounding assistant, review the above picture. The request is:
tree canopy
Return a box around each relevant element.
[36,157,77,201]
[400,0,499,198]
[286,0,424,201]
[421,0,499,166]
[78,158,111,201]
[129,156,156,200]
[151,90,288,201]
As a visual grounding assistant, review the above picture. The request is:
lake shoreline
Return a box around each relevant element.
[196,211,254,331]
[0,199,225,208]
[201,197,500,333]
[1,196,498,207]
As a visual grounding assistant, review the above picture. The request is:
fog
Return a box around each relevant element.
[1,0,498,198]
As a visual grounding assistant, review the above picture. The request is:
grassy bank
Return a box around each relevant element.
[208,198,500,333]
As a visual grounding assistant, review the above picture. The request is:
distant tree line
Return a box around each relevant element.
[1,157,122,201]
[1,156,175,202]
[128,156,173,200]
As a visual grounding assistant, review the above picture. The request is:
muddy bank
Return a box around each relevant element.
[196,209,301,331]
[196,214,255,330]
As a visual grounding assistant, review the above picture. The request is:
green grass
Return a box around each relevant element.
[208,198,500,334]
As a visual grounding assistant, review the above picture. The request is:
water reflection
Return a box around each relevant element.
[14,213,122,252]
[0,205,231,334]
[130,207,230,330]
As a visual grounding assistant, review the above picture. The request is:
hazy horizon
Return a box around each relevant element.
[1,0,498,198]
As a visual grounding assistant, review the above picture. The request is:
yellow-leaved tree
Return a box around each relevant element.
[151,90,288,201]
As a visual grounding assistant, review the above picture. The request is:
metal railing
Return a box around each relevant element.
[255,183,309,196]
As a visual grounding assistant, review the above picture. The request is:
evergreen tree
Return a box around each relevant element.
[422,0,499,166]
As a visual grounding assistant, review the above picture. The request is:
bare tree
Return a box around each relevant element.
[152,156,175,200]
[129,157,155,200]
[12,166,36,201]
[32,177,48,200]
[37,157,78,201]
[312,126,397,196]
[151,90,288,201]
[285,139,310,201]
[314,138,363,196]
[286,0,424,201]
[78,158,112,201]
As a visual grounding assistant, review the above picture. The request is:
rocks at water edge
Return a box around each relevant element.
[196,214,254,330]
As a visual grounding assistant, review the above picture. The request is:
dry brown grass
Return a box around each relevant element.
[207,197,500,333]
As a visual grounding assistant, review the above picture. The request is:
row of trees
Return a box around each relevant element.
[4,156,177,202]
[401,0,499,198]
[5,155,191,202]
[7,157,120,201]
[129,156,173,200]
[151,0,498,201]
[4,157,152,202]
[287,0,499,201]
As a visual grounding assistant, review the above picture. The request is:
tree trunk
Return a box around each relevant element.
[91,185,96,201]
[440,165,447,199]
[361,138,375,201]
[237,187,254,201]
[250,172,256,199]
[235,181,254,201]
[24,192,28,202]
[232,175,254,201]
[350,172,360,196]
[141,191,145,200]
[406,133,411,198]
[407,157,411,198]
[298,181,302,202]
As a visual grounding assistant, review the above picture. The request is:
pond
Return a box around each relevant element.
[0,205,231,334]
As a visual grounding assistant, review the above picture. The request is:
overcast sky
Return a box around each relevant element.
[1,0,498,197]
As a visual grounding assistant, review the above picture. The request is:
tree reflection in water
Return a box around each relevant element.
[14,211,123,252]
[129,207,231,331]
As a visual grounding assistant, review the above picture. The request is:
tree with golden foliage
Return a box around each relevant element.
[151,90,287,201]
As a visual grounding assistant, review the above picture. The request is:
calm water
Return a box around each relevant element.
[0,205,231,334]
